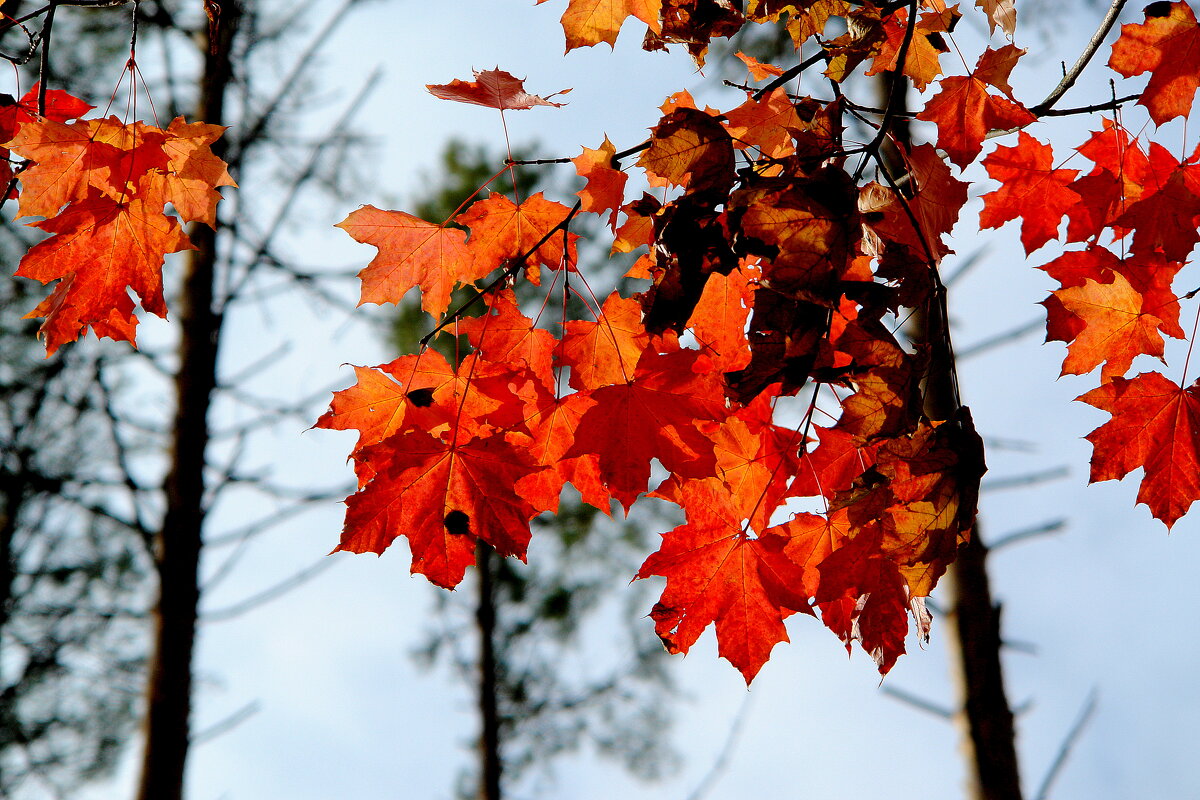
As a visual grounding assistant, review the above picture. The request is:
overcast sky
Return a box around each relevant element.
[76,1,1200,798]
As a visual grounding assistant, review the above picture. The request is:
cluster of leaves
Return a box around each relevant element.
[1,82,233,354]
[314,0,1200,682]
[8,0,1200,683]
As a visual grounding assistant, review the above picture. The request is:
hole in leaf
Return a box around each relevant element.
[1144,1,1172,16]
[444,510,470,536]
[407,387,434,407]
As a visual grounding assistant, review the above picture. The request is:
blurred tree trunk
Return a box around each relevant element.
[877,68,1024,800]
[476,543,503,800]
[135,5,242,800]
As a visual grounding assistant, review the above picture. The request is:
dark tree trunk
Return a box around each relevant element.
[476,542,503,800]
[135,6,242,800]
[877,68,1024,800]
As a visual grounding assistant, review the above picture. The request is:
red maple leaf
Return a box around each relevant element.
[1108,1,1200,125]
[1079,372,1200,528]
[979,132,1080,254]
[916,45,1036,169]
[341,430,545,588]
[635,479,812,683]
[566,347,725,510]
[427,68,568,110]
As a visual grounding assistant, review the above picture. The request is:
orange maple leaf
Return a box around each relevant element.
[458,192,579,284]
[538,0,663,50]
[572,135,627,228]
[337,205,478,317]
[16,192,194,353]
[1053,273,1166,380]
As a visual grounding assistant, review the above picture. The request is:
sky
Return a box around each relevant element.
[73,1,1200,799]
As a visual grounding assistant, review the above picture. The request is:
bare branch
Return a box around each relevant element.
[982,466,1070,493]
[1033,690,1099,800]
[991,519,1067,550]
[881,685,954,719]
[201,557,339,623]
[684,693,754,800]
[1030,0,1128,115]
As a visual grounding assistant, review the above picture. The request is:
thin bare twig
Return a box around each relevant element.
[881,685,954,719]
[991,519,1067,550]
[202,557,339,623]
[957,318,1043,360]
[684,693,754,800]
[982,466,1069,492]
[190,701,262,746]
[1030,0,1128,115]
[1033,690,1099,800]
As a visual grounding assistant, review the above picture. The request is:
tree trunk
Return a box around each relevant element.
[877,69,1024,800]
[476,542,503,800]
[135,5,241,800]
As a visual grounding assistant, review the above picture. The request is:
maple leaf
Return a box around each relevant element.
[336,204,477,317]
[1039,247,1184,340]
[458,192,579,284]
[791,425,878,499]
[635,479,812,683]
[341,430,545,588]
[722,88,803,160]
[813,527,912,674]
[638,107,735,194]
[16,191,194,353]
[1108,1,1200,125]
[976,0,1016,36]
[733,170,859,294]
[1053,273,1166,380]
[700,403,803,530]
[538,0,663,50]
[685,261,755,371]
[157,117,236,226]
[0,83,92,140]
[979,132,1080,254]
[315,349,500,470]
[573,135,627,228]
[557,291,649,390]
[1065,121,1160,242]
[565,347,725,510]
[426,68,568,110]
[864,6,957,91]
[457,289,559,378]
[916,45,1036,169]
[1079,372,1200,528]
[734,51,785,80]
[5,118,126,219]
[1114,162,1200,261]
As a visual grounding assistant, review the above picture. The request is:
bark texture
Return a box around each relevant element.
[135,5,242,800]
